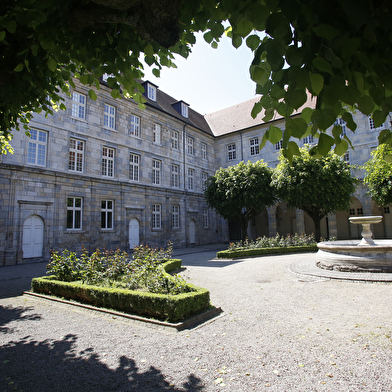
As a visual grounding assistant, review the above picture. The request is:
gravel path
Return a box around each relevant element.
[1,251,392,391]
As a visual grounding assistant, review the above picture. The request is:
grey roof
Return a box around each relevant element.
[205,95,316,137]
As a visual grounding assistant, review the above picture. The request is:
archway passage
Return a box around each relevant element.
[129,218,140,249]
[23,215,44,258]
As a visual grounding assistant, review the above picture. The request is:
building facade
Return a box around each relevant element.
[1,80,391,265]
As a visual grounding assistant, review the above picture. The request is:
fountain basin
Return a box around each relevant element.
[316,240,392,272]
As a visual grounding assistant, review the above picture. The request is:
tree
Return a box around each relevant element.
[272,147,357,242]
[204,160,276,241]
[363,144,392,206]
[1,0,392,156]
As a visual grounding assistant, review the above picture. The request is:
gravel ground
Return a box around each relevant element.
[1,250,392,391]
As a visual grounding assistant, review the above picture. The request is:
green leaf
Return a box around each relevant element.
[334,139,349,156]
[287,141,301,157]
[0,31,6,41]
[301,107,313,124]
[318,133,335,155]
[313,24,341,40]
[232,35,242,48]
[236,19,253,37]
[13,63,24,72]
[47,56,57,72]
[342,112,357,132]
[250,63,271,86]
[312,57,333,75]
[246,35,260,51]
[268,125,282,144]
[88,89,97,101]
[357,96,375,115]
[251,100,263,118]
[211,41,218,49]
[152,68,160,77]
[309,73,324,95]
[286,46,303,67]
[286,117,308,138]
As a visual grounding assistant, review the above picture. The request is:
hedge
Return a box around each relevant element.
[31,259,210,322]
[217,245,318,259]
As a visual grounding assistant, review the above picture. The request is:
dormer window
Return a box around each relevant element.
[142,81,158,102]
[181,102,188,118]
[172,100,189,118]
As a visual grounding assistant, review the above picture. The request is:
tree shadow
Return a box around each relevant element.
[0,334,204,391]
[0,305,42,334]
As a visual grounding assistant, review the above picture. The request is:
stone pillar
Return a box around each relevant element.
[268,206,277,237]
[328,213,337,239]
[295,209,306,234]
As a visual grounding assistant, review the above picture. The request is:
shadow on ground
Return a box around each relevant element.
[1,331,204,392]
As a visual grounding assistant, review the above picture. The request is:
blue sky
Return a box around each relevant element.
[141,33,258,115]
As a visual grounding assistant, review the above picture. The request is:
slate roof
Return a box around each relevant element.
[205,95,316,137]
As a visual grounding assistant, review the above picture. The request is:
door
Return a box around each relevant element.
[23,215,44,258]
[129,218,140,249]
[189,219,196,244]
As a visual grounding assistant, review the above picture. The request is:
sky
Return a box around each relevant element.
[141,33,258,115]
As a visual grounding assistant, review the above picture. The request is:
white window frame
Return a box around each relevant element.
[69,139,84,172]
[152,204,161,229]
[201,142,207,160]
[188,168,194,191]
[172,205,180,229]
[187,136,194,155]
[102,147,114,177]
[147,83,156,101]
[228,143,237,160]
[101,200,114,230]
[181,102,188,118]
[275,140,283,151]
[250,137,259,156]
[28,129,47,166]
[302,135,314,144]
[153,123,161,144]
[171,130,179,150]
[71,92,86,120]
[203,208,209,228]
[67,197,82,230]
[104,103,116,129]
[202,172,208,189]
[130,114,141,137]
[129,153,140,182]
[171,164,180,188]
[335,118,347,137]
[152,159,161,185]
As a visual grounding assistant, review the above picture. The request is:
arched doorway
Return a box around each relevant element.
[129,218,140,249]
[189,220,196,244]
[23,215,44,258]
[276,203,296,236]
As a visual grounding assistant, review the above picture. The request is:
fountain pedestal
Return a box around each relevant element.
[316,216,392,272]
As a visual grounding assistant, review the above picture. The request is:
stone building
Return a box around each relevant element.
[0,80,391,265]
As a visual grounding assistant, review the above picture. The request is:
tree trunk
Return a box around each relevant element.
[239,216,249,242]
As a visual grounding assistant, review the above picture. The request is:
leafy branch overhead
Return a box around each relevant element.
[1,0,392,155]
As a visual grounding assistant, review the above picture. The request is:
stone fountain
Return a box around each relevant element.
[316,216,392,272]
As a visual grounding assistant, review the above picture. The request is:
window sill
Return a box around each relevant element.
[102,126,117,132]
[65,230,85,234]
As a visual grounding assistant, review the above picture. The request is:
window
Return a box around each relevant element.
[172,205,180,229]
[102,147,114,177]
[171,164,180,188]
[181,102,188,118]
[69,139,84,172]
[227,143,236,160]
[153,123,161,144]
[343,152,349,163]
[201,143,207,160]
[71,92,86,119]
[187,137,194,155]
[384,206,390,214]
[202,172,208,189]
[129,153,140,181]
[28,129,47,166]
[203,208,209,228]
[104,104,115,129]
[188,168,194,191]
[349,208,355,216]
[147,83,156,101]
[152,204,161,229]
[101,200,114,230]
[152,159,161,185]
[67,197,82,230]
[369,115,385,130]
[357,208,363,215]
[302,135,314,144]
[171,130,179,150]
[275,140,283,151]
[335,118,346,137]
[250,138,259,156]
[130,115,141,137]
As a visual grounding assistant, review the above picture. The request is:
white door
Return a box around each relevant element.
[189,220,196,244]
[129,219,140,249]
[23,215,44,258]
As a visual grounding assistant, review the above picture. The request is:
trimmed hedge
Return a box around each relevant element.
[217,245,318,259]
[31,259,209,322]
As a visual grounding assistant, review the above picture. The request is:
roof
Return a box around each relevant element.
[205,95,316,137]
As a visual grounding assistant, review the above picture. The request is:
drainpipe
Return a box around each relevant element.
[182,122,187,246]
[240,130,244,161]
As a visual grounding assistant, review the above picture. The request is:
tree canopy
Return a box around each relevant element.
[1,0,392,155]
[363,144,392,206]
[272,147,357,241]
[204,160,276,241]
